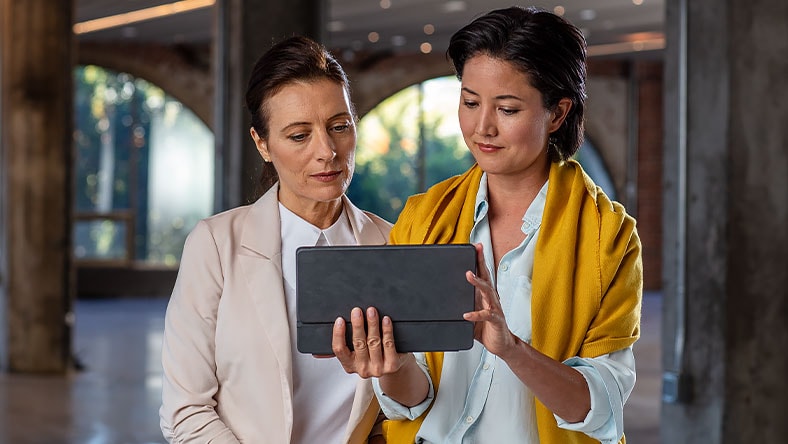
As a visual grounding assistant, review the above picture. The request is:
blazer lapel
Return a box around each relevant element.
[238,185,295,425]
[343,195,388,245]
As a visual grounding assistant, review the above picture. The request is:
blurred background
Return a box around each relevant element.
[1,0,785,443]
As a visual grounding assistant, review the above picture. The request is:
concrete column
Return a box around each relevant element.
[213,0,325,210]
[0,0,74,372]
[662,0,788,442]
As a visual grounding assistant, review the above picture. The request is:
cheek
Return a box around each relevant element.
[458,109,474,136]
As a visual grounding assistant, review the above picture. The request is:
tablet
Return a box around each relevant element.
[296,244,476,354]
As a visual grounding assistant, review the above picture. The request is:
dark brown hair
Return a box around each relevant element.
[245,36,353,195]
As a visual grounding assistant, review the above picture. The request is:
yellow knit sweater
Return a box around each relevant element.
[382,160,642,444]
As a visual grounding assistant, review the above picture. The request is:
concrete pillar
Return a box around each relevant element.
[213,0,325,209]
[0,0,74,372]
[662,0,788,442]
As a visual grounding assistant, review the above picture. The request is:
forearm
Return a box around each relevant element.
[377,353,430,407]
[499,336,591,423]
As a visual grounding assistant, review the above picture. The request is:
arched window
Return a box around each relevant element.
[348,76,617,223]
[73,65,214,267]
[347,77,474,222]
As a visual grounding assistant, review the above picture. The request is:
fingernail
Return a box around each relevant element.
[352,307,362,319]
[367,307,376,317]
[382,316,391,325]
[335,317,343,326]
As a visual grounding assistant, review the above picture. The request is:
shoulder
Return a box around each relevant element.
[342,195,393,243]
[193,205,253,242]
[399,166,481,220]
[363,210,393,233]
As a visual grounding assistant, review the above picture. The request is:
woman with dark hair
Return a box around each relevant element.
[159,36,390,443]
[333,7,641,444]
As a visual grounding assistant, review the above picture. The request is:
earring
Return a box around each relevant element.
[548,136,559,153]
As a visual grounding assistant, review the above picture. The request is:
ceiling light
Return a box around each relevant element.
[633,0,644,5]
[73,0,214,34]
[423,24,435,35]
[391,35,407,46]
[420,42,433,54]
[579,9,597,20]
[553,6,565,16]
[327,21,345,32]
[442,1,467,13]
[586,37,665,57]
[380,0,391,9]
[368,32,380,43]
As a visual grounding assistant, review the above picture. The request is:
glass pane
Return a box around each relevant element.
[74,65,214,267]
[145,100,214,266]
[74,66,148,213]
[74,219,128,260]
[349,76,473,223]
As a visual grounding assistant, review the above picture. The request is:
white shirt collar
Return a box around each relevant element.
[279,202,356,286]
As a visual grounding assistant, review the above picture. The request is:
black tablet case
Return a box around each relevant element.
[296,244,476,354]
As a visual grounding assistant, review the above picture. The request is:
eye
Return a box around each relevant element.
[462,100,479,109]
[288,133,308,142]
[331,123,350,133]
[499,108,519,116]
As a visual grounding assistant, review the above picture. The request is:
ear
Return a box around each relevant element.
[249,127,271,163]
[548,98,573,134]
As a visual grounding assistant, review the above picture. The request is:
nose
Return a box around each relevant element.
[314,128,337,161]
[474,106,498,137]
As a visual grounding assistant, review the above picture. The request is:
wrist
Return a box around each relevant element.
[498,334,526,363]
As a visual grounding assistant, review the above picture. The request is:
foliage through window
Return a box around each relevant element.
[347,77,474,223]
[73,65,214,267]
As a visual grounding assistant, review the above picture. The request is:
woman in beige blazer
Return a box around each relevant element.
[159,36,391,443]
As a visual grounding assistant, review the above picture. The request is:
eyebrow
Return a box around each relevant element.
[461,87,523,102]
[280,112,352,133]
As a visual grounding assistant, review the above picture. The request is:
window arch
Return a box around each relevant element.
[73,65,214,267]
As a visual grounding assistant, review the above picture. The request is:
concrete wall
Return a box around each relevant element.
[662,0,788,441]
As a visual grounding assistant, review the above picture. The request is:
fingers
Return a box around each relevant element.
[333,306,404,378]
[380,315,401,371]
[472,243,492,282]
[349,307,370,360]
[332,316,353,368]
[365,307,384,372]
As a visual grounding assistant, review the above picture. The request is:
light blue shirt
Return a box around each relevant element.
[374,174,636,443]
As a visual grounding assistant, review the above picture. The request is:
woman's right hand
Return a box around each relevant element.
[335,306,431,407]
[332,306,411,378]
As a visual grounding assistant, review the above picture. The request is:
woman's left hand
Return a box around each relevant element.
[463,243,520,358]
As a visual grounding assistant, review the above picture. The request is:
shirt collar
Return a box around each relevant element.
[279,202,355,248]
[472,172,550,233]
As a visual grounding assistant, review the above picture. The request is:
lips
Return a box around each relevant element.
[476,142,503,153]
[311,171,342,182]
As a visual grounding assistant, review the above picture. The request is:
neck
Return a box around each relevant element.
[486,163,549,217]
[281,197,343,230]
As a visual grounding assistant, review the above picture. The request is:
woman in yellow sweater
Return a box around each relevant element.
[332,6,642,444]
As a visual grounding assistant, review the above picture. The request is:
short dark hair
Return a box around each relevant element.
[447,6,587,162]
[244,36,353,193]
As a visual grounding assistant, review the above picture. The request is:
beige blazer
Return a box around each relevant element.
[160,184,391,443]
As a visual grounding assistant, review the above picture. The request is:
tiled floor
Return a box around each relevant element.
[0,293,661,444]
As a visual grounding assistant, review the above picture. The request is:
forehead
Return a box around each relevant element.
[265,79,351,125]
[461,55,534,91]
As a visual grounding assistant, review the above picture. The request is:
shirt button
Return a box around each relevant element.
[483,363,490,370]
[465,415,474,423]
[500,263,509,272]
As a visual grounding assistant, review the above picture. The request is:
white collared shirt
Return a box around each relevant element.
[374,174,636,444]
[280,203,360,444]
